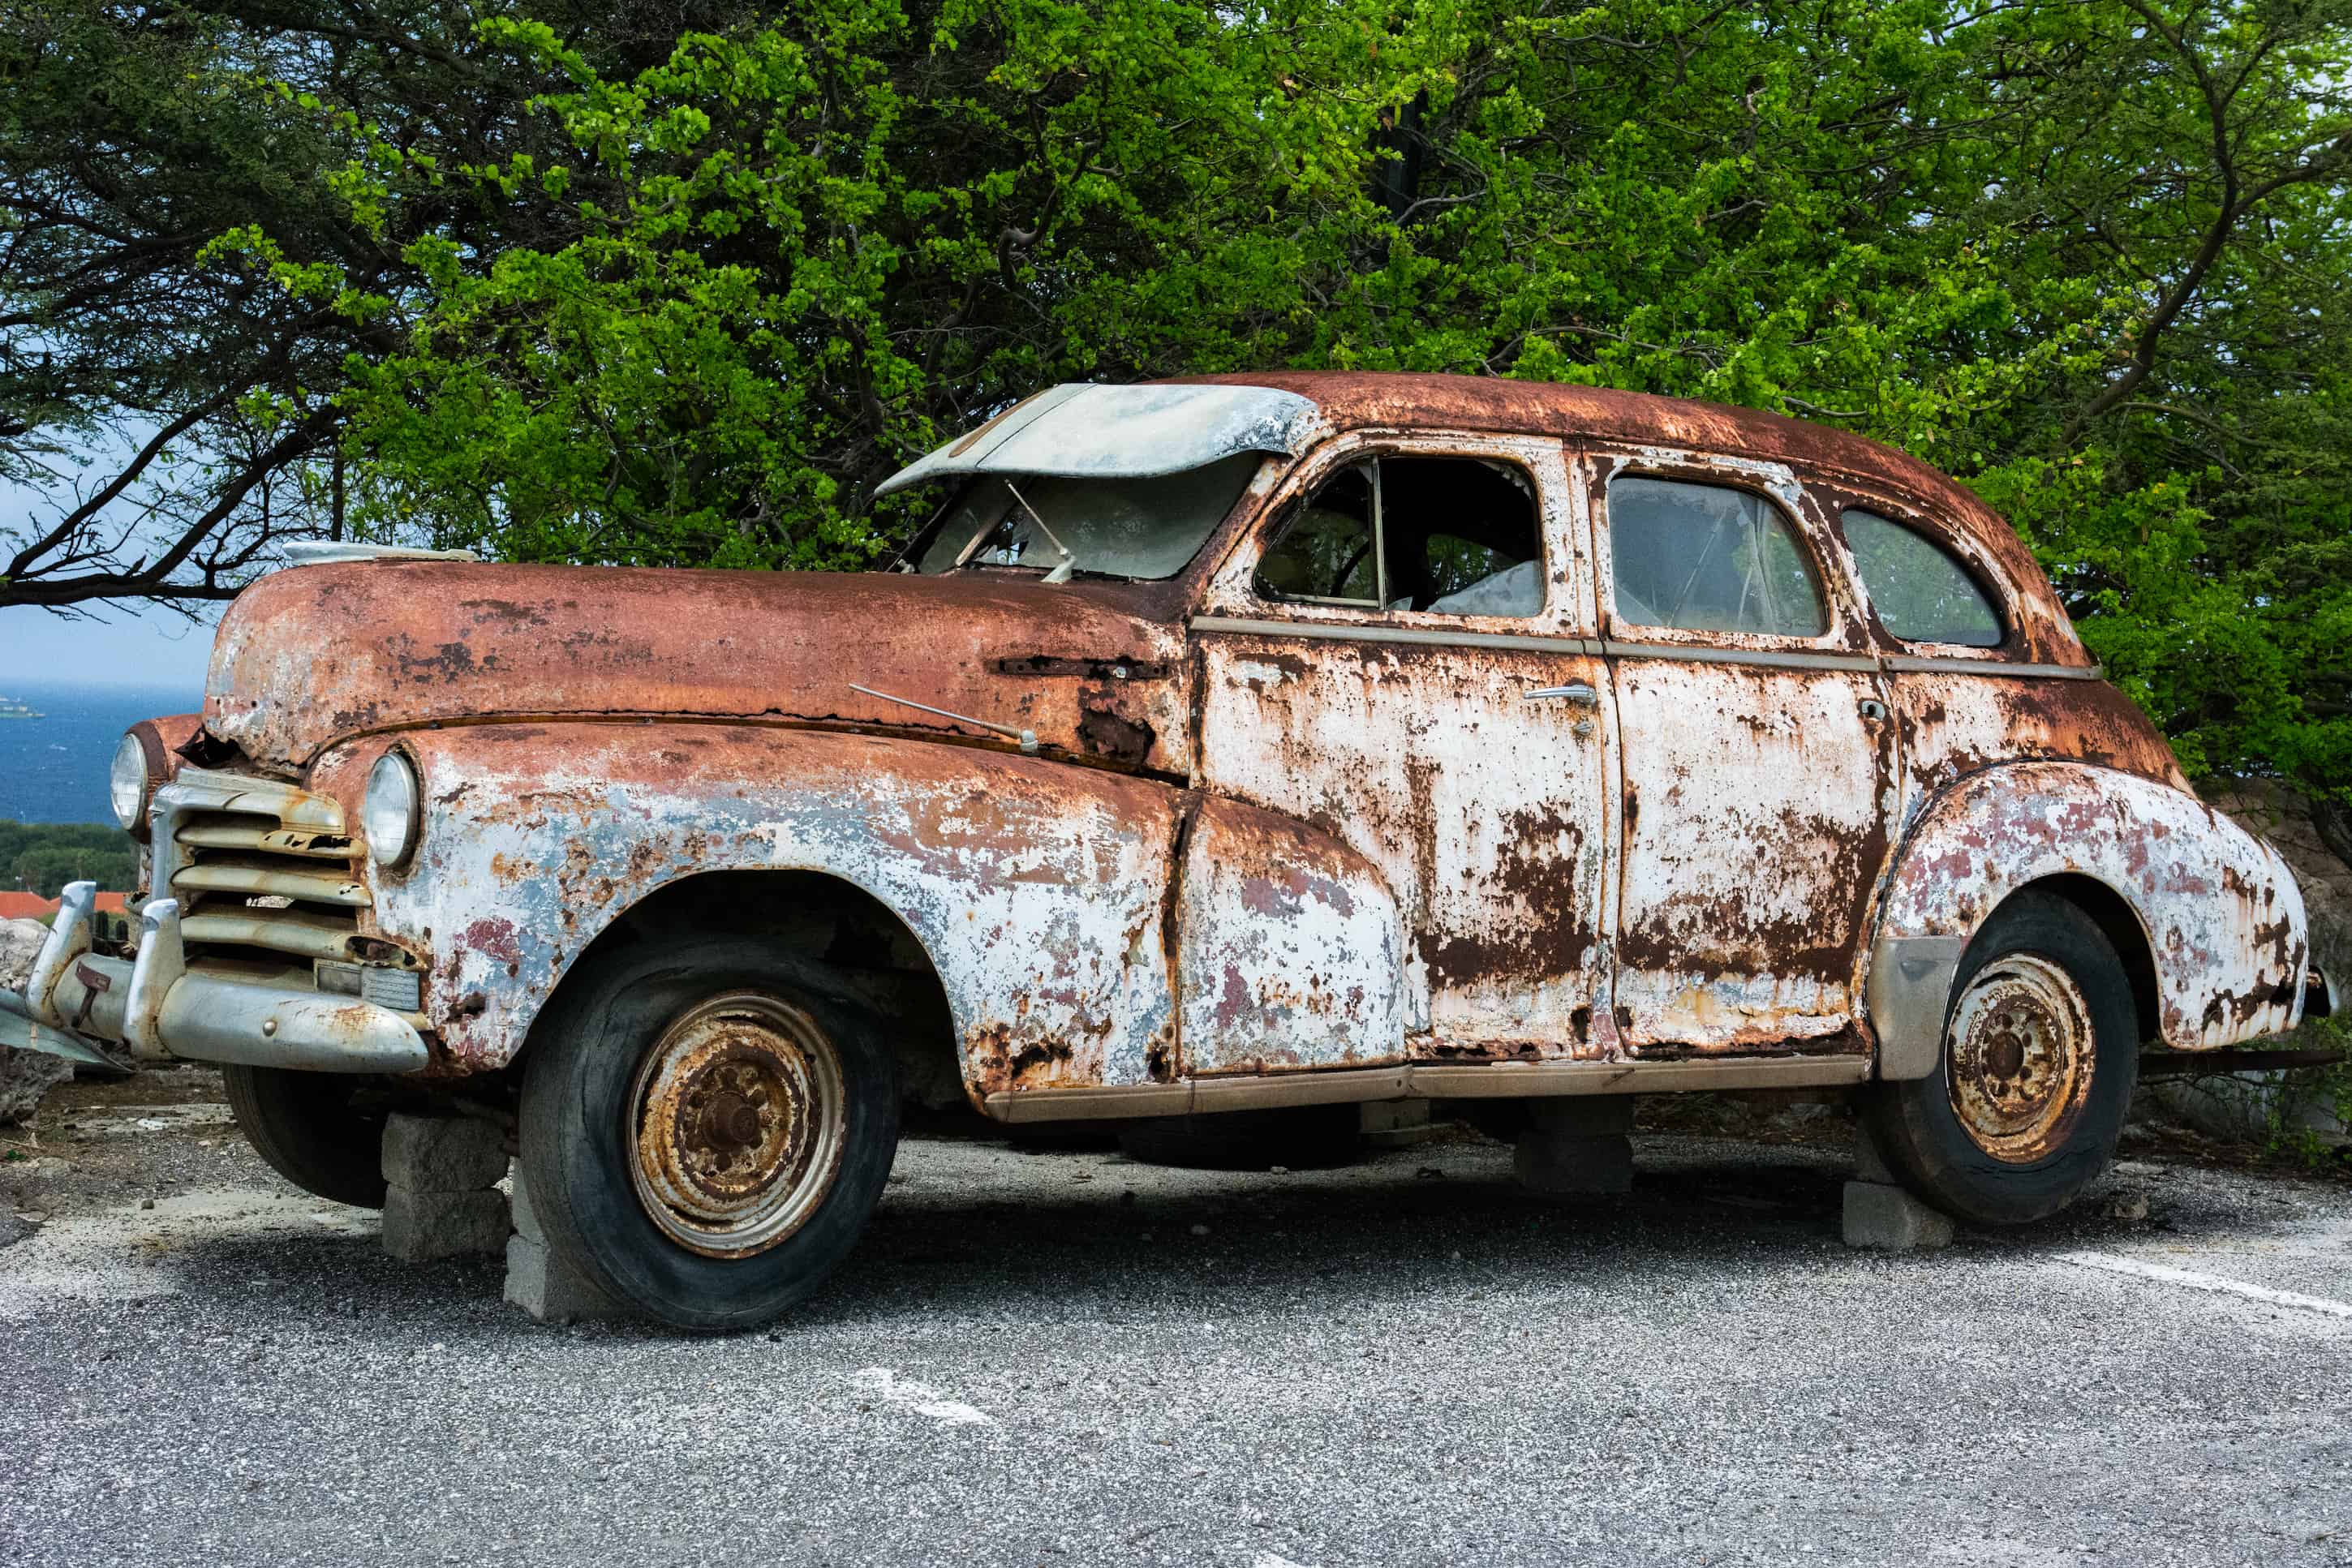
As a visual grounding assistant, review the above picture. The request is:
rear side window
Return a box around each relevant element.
[1606,477,1827,638]
[1842,509,2003,647]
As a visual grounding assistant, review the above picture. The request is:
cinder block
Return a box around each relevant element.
[1360,1098,1438,1149]
[1516,1098,1636,1197]
[382,1185,510,1261]
[504,1234,628,1324]
[381,1113,509,1192]
[1842,1180,1955,1251]
[1853,1130,1899,1186]
[509,1164,549,1246]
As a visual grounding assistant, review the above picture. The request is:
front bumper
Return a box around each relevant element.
[1,881,428,1074]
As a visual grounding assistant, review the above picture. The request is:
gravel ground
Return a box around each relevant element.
[2,1075,2348,1568]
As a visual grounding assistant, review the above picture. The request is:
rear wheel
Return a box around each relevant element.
[1864,891,2138,1226]
[222,1064,389,1209]
[518,935,899,1330]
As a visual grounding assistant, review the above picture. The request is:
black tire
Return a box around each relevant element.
[1117,1104,1362,1171]
[222,1064,389,1209]
[518,934,900,1331]
[1864,891,2139,1226]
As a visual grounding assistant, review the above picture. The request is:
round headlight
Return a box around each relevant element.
[363,750,421,870]
[109,732,150,831]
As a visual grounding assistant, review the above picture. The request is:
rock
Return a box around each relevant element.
[0,1050,71,1128]
[0,917,45,992]
[0,919,75,1125]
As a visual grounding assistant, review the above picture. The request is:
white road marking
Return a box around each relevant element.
[1251,1554,1320,1568]
[2057,1252,2352,1321]
[850,1366,995,1426]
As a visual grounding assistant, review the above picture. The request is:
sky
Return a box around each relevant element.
[0,599,220,690]
[3,432,226,692]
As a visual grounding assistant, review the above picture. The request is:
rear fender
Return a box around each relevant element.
[1868,762,2308,1076]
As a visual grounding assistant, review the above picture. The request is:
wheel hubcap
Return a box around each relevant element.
[628,992,848,1257]
[1945,953,2096,1165]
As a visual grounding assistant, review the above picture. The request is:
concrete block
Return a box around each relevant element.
[1360,1098,1438,1149]
[510,1165,548,1246]
[382,1185,510,1261]
[381,1113,508,1192]
[504,1234,628,1325]
[1515,1097,1636,1198]
[1842,1181,1955,1251]
[1853,1130,1898,1186]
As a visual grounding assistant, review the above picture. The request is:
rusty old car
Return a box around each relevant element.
[2,373,2333,1328]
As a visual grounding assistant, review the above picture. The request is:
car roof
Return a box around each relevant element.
[1175,372,1971,513]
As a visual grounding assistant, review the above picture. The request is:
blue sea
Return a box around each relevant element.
[0,681,206,826]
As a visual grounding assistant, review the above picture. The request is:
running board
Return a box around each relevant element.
[982,1054,1872,1123]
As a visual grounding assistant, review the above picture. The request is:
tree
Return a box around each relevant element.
[0,0,747,612]
[16,0,2352,805]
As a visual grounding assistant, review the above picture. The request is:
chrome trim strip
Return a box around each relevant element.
[1193,615,2105,681]
[1882,655,2104,681]
[1598,638,1879,673]
[1190,615,1594,655]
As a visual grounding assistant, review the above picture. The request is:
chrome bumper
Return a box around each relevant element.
[0,881,428,1074]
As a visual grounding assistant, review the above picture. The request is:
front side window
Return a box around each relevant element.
[1606,476,1827,638]
[1842,509,2004,647]
[1255,456,1544,616]
[915,451,1262,580]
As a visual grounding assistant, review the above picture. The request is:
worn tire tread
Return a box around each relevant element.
[222,1064,390,1209]
[518,935,900,1331]
[1864,891,2139,1227]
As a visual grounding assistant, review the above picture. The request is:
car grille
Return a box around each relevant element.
[151,768,366,979]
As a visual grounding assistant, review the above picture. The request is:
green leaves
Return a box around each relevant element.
[300,0,2352,802]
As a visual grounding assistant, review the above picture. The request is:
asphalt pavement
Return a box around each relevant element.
[2,1080,2347,1568]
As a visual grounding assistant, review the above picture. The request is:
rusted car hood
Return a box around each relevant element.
[205,561,1193,775]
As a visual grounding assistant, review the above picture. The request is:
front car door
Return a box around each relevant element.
[1185,431,1619,1070]
[1583,447,1901,1059]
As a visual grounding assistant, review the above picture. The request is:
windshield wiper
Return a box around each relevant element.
[1002,481,1077,584]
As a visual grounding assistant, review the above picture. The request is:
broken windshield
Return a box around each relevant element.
[915,453,1262,580]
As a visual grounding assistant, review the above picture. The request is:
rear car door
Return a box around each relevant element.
[1188,431,1619,1068]
[1584,449,1900,1057]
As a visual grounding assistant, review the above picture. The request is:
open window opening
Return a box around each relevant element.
[1253,456,1545,617]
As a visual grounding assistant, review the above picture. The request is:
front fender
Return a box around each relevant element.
[315,724,1185,1093]
[1869,762,2308,1075]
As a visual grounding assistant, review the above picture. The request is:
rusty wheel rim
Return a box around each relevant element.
[1945,954,2096,1165]
[627,992,848,1258]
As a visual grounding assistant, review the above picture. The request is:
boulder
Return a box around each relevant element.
[0,918,72,1126]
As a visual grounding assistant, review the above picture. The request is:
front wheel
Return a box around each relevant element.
[518,936,901,1330]
[222,1064,389,1209]
[1863,891,2139,1226]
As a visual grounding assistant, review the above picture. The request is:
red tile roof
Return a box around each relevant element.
[0,891,135,921]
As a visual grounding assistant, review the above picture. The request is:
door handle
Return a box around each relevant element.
[1525,682,1600,707]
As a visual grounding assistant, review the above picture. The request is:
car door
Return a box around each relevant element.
[1583,447,1900,1057]
[1186,431,1619,1071]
